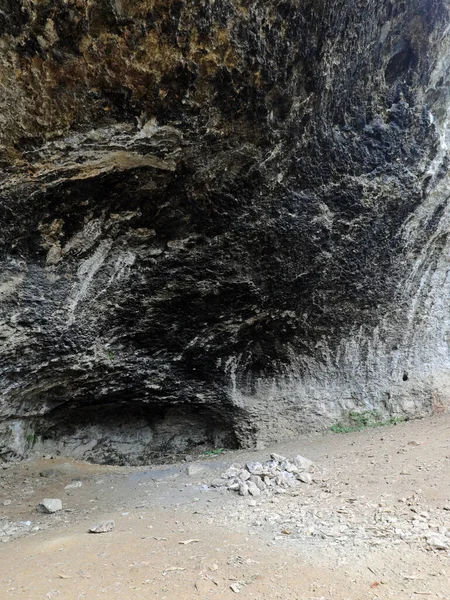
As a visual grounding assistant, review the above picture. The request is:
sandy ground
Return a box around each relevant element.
[1,414,450,599]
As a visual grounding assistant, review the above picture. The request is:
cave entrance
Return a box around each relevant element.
[35,402,239,466]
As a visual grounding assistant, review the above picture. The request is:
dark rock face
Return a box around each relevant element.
[1,1,450,463]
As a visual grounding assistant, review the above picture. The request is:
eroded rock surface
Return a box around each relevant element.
[1,1,450,463]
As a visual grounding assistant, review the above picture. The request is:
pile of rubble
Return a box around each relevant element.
[214,453,315,497]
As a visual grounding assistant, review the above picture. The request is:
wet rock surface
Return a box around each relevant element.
[1,1,450,462]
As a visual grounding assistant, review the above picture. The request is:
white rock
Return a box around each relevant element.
[275,472,297,488]
[238,469,251,481]
[249,475,266,491]
[293,455,313,472]
[211,478,227,488]
[89,520,115,534]
[65,481,82,489]
[247,481,261,497]
[426,533,449,550]
[297,472,312,484]
[239,483,249,496]
[37,499,62,513]
[282,461,298,473]
[223,467,240,479]
[271,453,286,462]
[246,461,263,474]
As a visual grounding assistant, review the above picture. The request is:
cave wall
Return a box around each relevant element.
[1,0,450,463]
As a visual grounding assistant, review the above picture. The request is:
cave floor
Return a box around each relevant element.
[1,414,450,599]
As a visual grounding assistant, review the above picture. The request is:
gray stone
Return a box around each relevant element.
[37,499,62,514]
[239,483,249,496]
[89,520,115,534]
[238,469,251,481]
[281,461,298,473]
[247,481,261,497]
[210,478,227,488]
[271,453,286,463]
[275,472,297,488]
[426,533,449,550]
[64,481,82,489]
[222,467,240,479]
[246,461,263,474]
[293,456,314,473]
[249,475,266,491]
[297,472,312,484]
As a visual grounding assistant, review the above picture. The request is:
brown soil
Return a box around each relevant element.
[1,414,450,599]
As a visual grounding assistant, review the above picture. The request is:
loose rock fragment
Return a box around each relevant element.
[426,533,449,550]
[239,469,251,482]
[246,462,263,474]
[222,467,240,479]
[249,475,266,491]
[37,499,62,514]
[89,520,115,533]
[218,453,315,496]
[271,453,286,462]
[65,481,83,490]
[297,472,312,484]
[239,482,249,496]
[293,455,314,472]
[247,481,261,497]
[210,478,227,488]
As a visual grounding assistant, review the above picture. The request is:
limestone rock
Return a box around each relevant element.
[293,456,314,473]
[64,481,83,490]
[271,454,287,463]
[89,520,115,534]
[297,472,313,485]
[37,499,62,514]
[426,533,449,550]
[239,483,249,497]
[0,1,449,464]
[247,481,261,497]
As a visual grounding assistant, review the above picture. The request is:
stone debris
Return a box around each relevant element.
[89,520,115,534]
[37,499,63,513]
[219,455,315,496]
[426,533,449,550]
[65,481,83,490]
[210,481,450,563]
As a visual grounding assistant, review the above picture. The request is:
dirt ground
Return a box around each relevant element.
[1,414,450,599]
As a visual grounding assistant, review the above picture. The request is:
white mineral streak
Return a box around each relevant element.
[226,23,450,444]
[67,239,113,324]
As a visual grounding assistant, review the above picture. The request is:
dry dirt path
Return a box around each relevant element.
[1,414,450,599]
